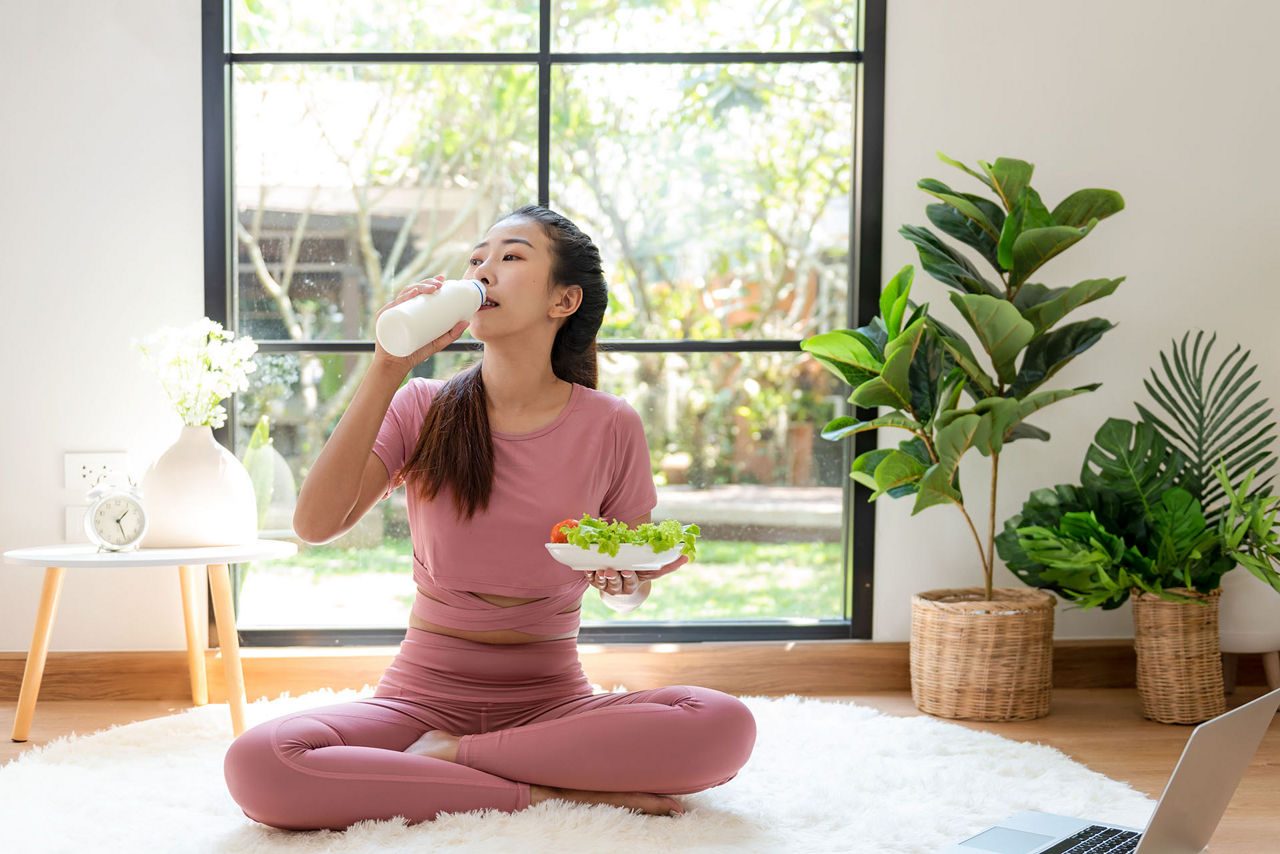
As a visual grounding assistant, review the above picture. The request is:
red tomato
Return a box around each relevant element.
[550,518,579,543]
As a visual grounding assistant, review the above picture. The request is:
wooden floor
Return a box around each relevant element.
[2,688,1276,851]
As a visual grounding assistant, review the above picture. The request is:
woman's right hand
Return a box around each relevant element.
[372,276,471,372]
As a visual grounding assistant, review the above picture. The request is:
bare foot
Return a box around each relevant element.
[403,730,461,762]
[530,784,685,817]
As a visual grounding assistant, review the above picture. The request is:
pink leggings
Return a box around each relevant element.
[223,629,757,830]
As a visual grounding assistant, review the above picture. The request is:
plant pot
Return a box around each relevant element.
[1218,569,1280,654]
[1131,588,1225,724]
[910,587,1056,722]
[140,425,258,548]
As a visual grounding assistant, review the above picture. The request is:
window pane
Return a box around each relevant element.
[586,349,845,622]
[550,63,852,340]
[233,63,537,342]
[233,0,539,53]
[234,348,846,627]
[234,349,474,629]
[554,0,857,52]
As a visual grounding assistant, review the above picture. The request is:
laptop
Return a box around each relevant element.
[937,686,1280,854]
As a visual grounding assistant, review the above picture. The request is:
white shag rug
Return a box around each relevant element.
[0,688,1155,854]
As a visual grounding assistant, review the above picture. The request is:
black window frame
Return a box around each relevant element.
[201,0,885,646]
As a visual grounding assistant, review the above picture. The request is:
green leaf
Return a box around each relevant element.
[936,397,1022,457]
[1051,188,1125,227]
[898,224,1003,297]
[979,157,1035,211]
[1135,330,1279,520]
[926,202,1003,274]
[1010,220,1098,290]
[850,318,929,412]
[907,319,950,426]
[913,413,987,512]
[1016,384,1102,426]
[972,397,1023,456]
[1014,277,1125,333]
[820,413,923,441]
[1080,418,1187,521]
[937,151,996,193]
[1149,488,1208,556]
[948,293,1036,386]
[879,265,914,339]
[1006,421,1051,443]
[925,316,999,399]
[850,448,892,492]
[917,178,1002,241]
[1010,318,1115,397]
[868,450,928,499]
[801,329,884,389]
[997,185,1055,270]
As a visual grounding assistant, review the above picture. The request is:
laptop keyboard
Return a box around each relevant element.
[1039,825,1142,854]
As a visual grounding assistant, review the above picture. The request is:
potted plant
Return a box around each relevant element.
[1136,330,1280,692]
[133,318,261,547]
[997,332,1280,721]
[802,153,1125,720]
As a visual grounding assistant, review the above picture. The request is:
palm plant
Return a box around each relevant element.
[1136,330,1276,519]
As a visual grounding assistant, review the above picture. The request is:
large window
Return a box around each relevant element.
[203,0,884,644]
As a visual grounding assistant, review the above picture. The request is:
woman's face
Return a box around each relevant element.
[464,216,579,344]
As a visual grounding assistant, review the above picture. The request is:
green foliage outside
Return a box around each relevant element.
[267,537,843,621]
[227,1,853,628]
[231,0,853,490]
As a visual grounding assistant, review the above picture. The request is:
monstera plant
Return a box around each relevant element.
[997,331,1280,609]
[803,153,1126,601]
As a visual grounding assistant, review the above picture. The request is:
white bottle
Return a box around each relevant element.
[375,279,486,358]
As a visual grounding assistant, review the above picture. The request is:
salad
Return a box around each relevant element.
[550,514,700,561]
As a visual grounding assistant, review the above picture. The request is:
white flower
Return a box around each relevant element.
[132,318,258,428]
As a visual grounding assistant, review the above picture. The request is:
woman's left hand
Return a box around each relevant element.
[586,554,689,594]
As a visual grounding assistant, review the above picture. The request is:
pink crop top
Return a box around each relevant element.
[371,377,658,635]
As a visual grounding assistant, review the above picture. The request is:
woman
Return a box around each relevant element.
[223,205,757,830]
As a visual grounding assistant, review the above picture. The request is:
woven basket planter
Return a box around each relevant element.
[910,588,1056,722]
[1131,588,1225,724]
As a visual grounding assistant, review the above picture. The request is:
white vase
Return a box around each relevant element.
[1218,568,1280,654]
[140,425,258,547]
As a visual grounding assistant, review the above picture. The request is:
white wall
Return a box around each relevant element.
[873,0,1280,640]
[1,1,1276,650]
[0,1,206,650]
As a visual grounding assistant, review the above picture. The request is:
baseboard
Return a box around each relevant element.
[0,640,1267,702]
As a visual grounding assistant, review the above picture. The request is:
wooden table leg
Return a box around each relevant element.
[178,564,208,706]
[207,562,248,737]
[11,566,66,742]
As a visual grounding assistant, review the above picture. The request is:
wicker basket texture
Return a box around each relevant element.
[909,587,1056,722]
[1132,588,1225,724]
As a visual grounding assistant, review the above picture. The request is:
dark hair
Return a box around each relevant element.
[399,205,607,519]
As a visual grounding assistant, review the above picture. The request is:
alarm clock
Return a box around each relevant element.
[84,479,148,552]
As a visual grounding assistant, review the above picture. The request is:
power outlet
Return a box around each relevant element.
[64,452,131,490]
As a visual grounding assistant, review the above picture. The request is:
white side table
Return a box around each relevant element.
[3,540,296,741]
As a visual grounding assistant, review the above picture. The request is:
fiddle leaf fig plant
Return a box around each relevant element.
[802,153,1125,600]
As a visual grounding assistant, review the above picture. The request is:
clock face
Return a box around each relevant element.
[90,495,146,548]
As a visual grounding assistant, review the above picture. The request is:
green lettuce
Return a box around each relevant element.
[559,514,700,562]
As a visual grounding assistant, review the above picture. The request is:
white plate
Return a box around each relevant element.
[544,542,684,571]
